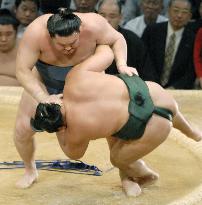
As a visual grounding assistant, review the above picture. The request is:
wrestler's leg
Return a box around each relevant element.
[106,137,142,196]
[172,109,202,142]
[107,116,171,196]
[148,81,202,142]
[107,138,159,197]
[14,90,38,188]
[14,68,46,188]
[118,160,159,196]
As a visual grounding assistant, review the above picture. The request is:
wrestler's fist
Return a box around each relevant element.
[118,65,138,76]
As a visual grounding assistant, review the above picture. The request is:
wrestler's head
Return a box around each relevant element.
[30,103,64,133]
[47,8,81,55]
[0,9,19,52]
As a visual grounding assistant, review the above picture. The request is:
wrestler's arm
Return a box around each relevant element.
[16,25,49,102]
[74,45,114,72]
[93,14,138,76]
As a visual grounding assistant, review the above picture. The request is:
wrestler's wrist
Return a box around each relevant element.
[117,63,127,71]
[118,64,127,68]
[34,91,48,102]
[117,59,127,68]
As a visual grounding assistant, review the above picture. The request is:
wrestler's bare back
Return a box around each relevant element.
[23,13,104,66]
[60,71,176,142]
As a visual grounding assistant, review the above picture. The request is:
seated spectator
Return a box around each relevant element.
[194,28,202,89]
[142,0,195,89]
[14,0,39,38]
[97,0,150,79]
[121,0,170,25]
[72,0,99,12]
[0,8,20,86]
[39,0,71,14]
[121,0,142,25]
[124,0,168,37]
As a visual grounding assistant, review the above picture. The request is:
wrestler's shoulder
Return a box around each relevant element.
[75,12,106,24]
[26,14,51,30]
[22,14,50,39]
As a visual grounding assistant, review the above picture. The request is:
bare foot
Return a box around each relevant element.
[16,169,38,189]
[121,178,142,197]
[133,172,159,187]
[126,160,159,187]
[189,128,202,142]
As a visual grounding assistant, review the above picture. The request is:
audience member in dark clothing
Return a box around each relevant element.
[98,0,149,79]
[188,0,202,33]
[190,0,201,19]
[39,0,71,14]
[142,0,196,89]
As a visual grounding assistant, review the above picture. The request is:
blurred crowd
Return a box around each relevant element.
[0,0,201,89]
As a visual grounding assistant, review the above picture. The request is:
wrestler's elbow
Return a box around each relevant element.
[16,67,29,84]
[114,33,126,46]
[16,67,24,82]
[107,47,114,63]
[97,45,114,66]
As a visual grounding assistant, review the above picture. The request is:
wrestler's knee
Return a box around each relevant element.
[110,151,128,170]
[14,116,34,142]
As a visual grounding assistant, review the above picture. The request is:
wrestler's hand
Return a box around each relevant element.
[41,94,63,106]
[118,65,139,76]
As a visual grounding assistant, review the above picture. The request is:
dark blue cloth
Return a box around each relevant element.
[36,60,73,94]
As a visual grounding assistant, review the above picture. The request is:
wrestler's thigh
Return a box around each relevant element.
[136,115,172,155]
[15,90,38,134]
[148,82,177,115]
[113,116,172,164]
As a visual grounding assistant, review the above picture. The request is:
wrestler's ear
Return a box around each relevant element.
[30,118,44,132]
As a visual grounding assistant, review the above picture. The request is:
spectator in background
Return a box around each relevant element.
[121,0,169,25]
[142,0,195,89]
[124,0,167,37]
[98,0,149,78]
[0,8,20,86]
[39,0,71,14]
[121,0,143,25]
[14,0,39,38]
[188,0,202,33]
[190,0,201,20]
[194,28,202,89]
[1,0,15,11]
[73,0,99,12]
